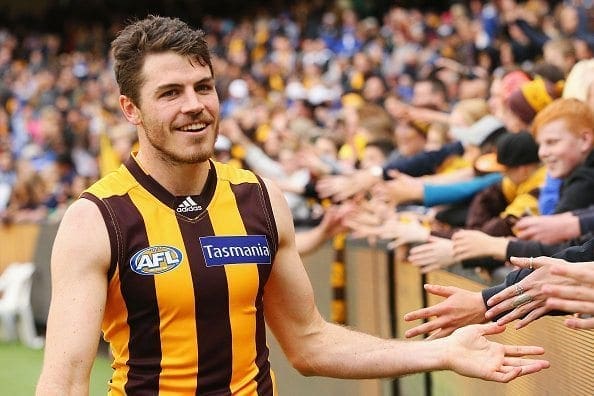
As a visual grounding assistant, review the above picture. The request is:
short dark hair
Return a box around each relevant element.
[111,15,213,106]
[365,139,395,158]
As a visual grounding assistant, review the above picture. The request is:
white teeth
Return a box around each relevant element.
[179,123,206,131]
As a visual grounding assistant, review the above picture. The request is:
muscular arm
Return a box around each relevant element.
[36,199,110,395]
[262,179,548,381]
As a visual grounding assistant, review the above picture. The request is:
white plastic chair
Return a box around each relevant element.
[0,262,44,348]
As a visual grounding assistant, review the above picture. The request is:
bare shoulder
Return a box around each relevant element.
[261,177,296,246]
[52,197,111,275]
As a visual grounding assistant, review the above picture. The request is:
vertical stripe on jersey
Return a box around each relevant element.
[130,192,199,395]
[107,194,163,394]
[178,216,233,395]
[231,181,275,395]
[209,180,263,395]
[102,267,131,395]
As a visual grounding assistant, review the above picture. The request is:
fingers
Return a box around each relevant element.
[513,217,537,239]
[486,295,529,323]
[316,176,357,201]
[502,344,545,357]
[564,316,594,330]
[503,357,548,371]
[502,359,550,375]
[514,306,548,329]
[408,244,439,267]
[425,328,453,340]
[404,320,444,338]
[543,281,594,318]
[486,282,526,308]
[490,360,550,383]
[489,299,542,326]
[549,264,594,284]
[487,367,522,383]
[451,231,482,260]
[402,285,456,323]
[508,256,548,270]
[315,177,341,199]
[472,322,506,337]
[403,305,440,322]
[423,283,457,298]
[543,282,594,304]
[546,296,594,316]
[486,346,549,382]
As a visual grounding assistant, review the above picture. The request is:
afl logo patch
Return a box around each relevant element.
[130,245,183,275]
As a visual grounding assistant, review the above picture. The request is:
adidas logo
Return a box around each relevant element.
[176,196,202,213]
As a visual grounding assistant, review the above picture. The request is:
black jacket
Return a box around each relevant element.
[555,150,594,214]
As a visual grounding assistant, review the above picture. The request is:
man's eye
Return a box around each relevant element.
[197,84,214,92]
[161,90,178,98]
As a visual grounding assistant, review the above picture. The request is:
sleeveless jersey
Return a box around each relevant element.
[82,155,278,395]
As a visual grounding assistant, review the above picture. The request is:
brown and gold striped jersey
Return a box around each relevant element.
[82,154,279,395]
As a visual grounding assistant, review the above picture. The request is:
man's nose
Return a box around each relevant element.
[181,89,204,113]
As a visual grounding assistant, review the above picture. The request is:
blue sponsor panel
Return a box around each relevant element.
[199,235,271,266]
[130,245,183,275]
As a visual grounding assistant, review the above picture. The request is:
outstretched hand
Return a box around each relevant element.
[408,237,457,273]
[452,229,509,261]
[404,284,486,339]
[371,170,423,205]
[513,213,579,244]
[485,256,576,329]
[543,261,594,330]
[442,323,549,382]
[316,170,379,202]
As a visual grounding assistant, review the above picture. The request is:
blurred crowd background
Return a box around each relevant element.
[0,0,592,280]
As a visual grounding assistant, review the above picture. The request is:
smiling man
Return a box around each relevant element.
[36,16,549,395]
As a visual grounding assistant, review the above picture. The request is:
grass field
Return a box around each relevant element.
[0,341,113,395]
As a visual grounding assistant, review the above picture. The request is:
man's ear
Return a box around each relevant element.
[119,95,141,125]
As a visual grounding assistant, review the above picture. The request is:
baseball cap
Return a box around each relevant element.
[474,131,540,173]
[450,115,505,147]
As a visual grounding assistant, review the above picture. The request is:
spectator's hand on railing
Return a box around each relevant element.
[404,284,487,339]
[544,261,594,330]
[484,256,577,329]
[408,236,457,273]
[513,214,580,244]
[452,230,509,261]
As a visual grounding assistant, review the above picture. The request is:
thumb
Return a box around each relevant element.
[423,283,457,298]
[472,322,506,337]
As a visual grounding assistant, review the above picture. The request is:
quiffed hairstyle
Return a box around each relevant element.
[531,98,594,147]
[111,15,213,106]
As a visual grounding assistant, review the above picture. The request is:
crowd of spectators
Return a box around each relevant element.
[1,0,594,333]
